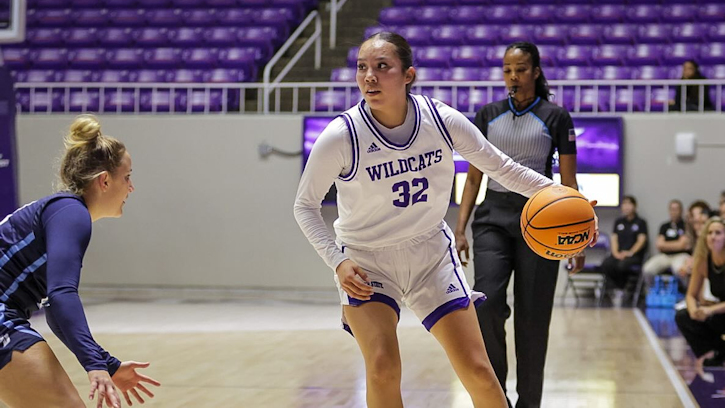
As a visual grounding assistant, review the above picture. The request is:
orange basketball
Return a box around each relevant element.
[520,185,595,260]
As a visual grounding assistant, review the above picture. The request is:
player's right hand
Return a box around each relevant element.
[454,231,470,267]
[88,370,121,408]
[336,259,373,301]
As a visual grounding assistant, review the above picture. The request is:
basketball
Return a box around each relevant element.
[520,185,595,260]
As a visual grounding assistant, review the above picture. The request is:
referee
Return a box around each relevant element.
[454,42,580,408]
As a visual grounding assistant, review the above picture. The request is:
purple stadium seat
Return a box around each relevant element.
[602,24,636,45]
[331,67,356,82]
[480,66,504,81]
[31,9,73,27]
[139,89,177,112]
[206,0,236,6]
[414,67,445,83]
[146,9,183,26]
[98,70,132,82]
[700,43,725,65]
[218,47,258,70]
[67,90,101,113]
[137,0,171,6]
[465,25,500,45]
[637,24,670,44]
[661,4,696,23]
[347,46,359,67]
[1,49,29,69]
[613,88,645,112]
[216,9,254,26]
[204,28,239,46]
[557,46,592,66]
[169,69,204,82]
[109,9,146,26]
[709,23,725,43]
[23,70,57,83]
[446,67,482,82]
[68,48,106,68]
[398,26,430,46]
[236,27,275,56]
[485,45,508,66]
[663,43,700,65]
[626,5,660,24]
[394,0,421,5]
[557,66,596,80]
[568,24,602,45]
[650,88,675,112]
[416,6,449,25]
[671,23,708,44]
[31,48,68,68]
[314,90,349,112]
[499,25,533,44]
[420,88,453,107]
[237,0,269,7]
[416,46,452,68]
[70,0,100,6]
[134,28,170,47]
[168,27,202,47]
[35,0,71,7]
[174,0,204,6]
[60,70,94,82]
[97,28,133,47]
[63,28,98,47]
[487,5,519,24]
[699,4,725,22]
[17,90,64,113]
[534,25,567,45]
[456,87,507,113]
[182,48,218,68]
[591,45,628,66]
[558,5,590,24]
[431,25,465,46]
[252,8,296,30]
[133,69,167,82]
[596,66,632,80]
[449,6,486,25]
[451,45,486,67]
[27,28,63,47]
[537,45,558,67]
[379,7,413,26]
[144,48,182,68]
[103,90,136,113]
[106,48,145,68]
[520,5,554,23]
[708,65,725,79]
[105,0,137,7]
[590,5,625,24]
[72,9,109,26]
[633,66,669,80]
[627,44,662,66]
[182,9,217,26]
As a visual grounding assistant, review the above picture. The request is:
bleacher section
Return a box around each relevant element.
[4,0,318,112]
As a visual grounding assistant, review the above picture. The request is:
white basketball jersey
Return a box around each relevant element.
[333,95,455,248]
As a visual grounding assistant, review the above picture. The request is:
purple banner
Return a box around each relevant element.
[0,67,18,218]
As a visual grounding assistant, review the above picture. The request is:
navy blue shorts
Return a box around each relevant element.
[0,305,45,370]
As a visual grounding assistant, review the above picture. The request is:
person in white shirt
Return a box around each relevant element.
[293,32,591,408]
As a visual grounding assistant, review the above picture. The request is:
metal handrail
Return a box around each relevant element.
[329,0,350,49]
[262,10,322,114]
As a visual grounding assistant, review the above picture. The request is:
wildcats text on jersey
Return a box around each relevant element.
[365,149,443,182]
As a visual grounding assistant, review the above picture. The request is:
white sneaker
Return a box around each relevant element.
[612,289,625,308]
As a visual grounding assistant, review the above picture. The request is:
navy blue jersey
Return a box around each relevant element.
[0,193,120,374]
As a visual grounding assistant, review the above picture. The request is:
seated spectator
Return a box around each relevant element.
[643,199,691,288]
[678,200,713,282]
[669,60,714,112]
[675,217,725,378]
[601,195,648,305]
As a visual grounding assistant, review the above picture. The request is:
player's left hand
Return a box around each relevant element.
[88,370,121,408]
[112,361,161,406]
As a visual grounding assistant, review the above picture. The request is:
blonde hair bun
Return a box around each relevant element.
[66,114,102,148]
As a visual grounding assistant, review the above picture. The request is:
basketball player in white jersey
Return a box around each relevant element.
[294,32,562,408]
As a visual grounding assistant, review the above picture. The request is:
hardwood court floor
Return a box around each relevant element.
[1,299,685,408]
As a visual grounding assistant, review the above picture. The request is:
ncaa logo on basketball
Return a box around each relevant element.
[557,231,590,246]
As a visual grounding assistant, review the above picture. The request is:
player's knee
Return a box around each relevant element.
[466,359,499,389]
[367,350,401,385]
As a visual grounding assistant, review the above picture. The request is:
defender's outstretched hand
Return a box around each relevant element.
[112,361,161,406]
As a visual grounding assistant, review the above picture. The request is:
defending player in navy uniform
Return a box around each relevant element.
[0,115,160,408]
[293,32,579,408]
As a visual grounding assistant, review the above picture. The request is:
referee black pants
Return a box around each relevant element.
[471,190,560,408]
